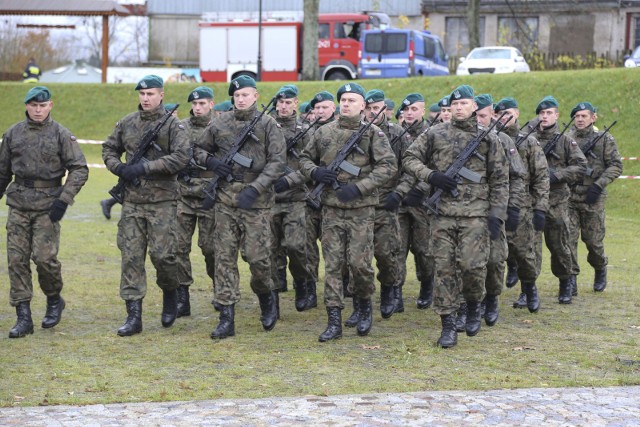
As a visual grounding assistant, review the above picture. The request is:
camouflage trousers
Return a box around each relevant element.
[485,224,508,296]
[321,205,375,308]
[271,201,310,283]
[568,199,607,274]
[543,201,572,280]
[117,201,179,300]
[6,207,62,306]
[305,205,322,282]
[397,206,432,286]
[374,208,401,287]
[507,209,542,283]
[213,203,274,305]
[431,216,490,315]
[176,197,215,287]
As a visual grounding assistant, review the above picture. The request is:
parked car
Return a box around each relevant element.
[456,46,530,75]
[624,46,640,67]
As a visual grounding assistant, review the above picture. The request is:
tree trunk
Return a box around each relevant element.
[302,0,320,81]
[467,0,480,50]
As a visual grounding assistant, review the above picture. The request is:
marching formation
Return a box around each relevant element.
[0,76,622,348]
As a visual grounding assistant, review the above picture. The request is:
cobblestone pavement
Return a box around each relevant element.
[1,386,639,426]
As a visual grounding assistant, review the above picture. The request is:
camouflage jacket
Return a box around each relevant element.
[396,118,436,206]
[375,115,404,207]
[275,112,307,203]
[535,122,587,204]
[194,103,285,209]
[0,114,88,211]
[495,126,527,210]
[504,121,549,212]
[178,111,214,200]
[403,115,509,219]
[103,104,190,204]
[567,124,622,202]
[299,114,397,209]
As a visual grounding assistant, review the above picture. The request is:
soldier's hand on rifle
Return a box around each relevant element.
[336,184,361,203]
[505,207,520,232]
[237,186,259,209]
[549,171,560,184]
[312,166,338,185]
[273,177,290,193]
[206,156,232,179]
[120,163,146,182]
[584,184,602,205]
[488,215,502,241]
[383,192,402,211]
[403,187,425,207]
[48,199,68,222]
[532,209,546,232]
[428,171,457,192]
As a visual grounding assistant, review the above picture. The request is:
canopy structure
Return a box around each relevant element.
[0,0,131,83]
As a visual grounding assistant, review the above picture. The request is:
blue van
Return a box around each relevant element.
[358,29,449,78]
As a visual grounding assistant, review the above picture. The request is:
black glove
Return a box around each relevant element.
[273,177,290,193]
[532,209,546,232]
[383,192,402,211]
[488,215,502,241]
[403,187,425,207]
[120,163,146,182]
[236,186,259,209]
[549,171,559,184]
[505,207,520,232]
[428,171,457,192]
[336,184,361,203]
[206,157,232,179]
[48,199,68,222]
[312,167,338,185]
[585,184,602,205]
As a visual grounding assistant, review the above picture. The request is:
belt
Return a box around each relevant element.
[14,177,62,188]
[229,172,259,183]
[189,170,215,178]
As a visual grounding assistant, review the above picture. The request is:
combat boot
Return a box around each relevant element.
[319,307,342,342]
[513,283,527,309]
[176,285,191,318]
[393,286,404,313]
[276,267,288,292]
[9,302,34,338]
[161,289,178,327]
[570,275,578,296]
[100,198,117,220]
[357,298,373,337]
[117,300,142,337]
[522,281,540,313]
[437,314,457,348]
[293,279,308,312]
[455,302,467,332]
[558,278,572,304]
[593,268,607,292]
[484,294,499,326]
[257,291,277,331]
[379,285,395,319]
[416,278,433,309]
[210,304,235,339]
[41,294,65,329]
[505,260,519,288]
[305,279,317,309]
[344,297,360,327]
[465,301,482,336]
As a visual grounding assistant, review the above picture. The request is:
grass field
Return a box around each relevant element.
[0,69,639,407]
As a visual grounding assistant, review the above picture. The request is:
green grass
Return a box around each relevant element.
[1,69,640,407]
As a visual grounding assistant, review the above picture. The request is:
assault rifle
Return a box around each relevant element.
[542,116,575,160]
[581,120,617,176]
[109,104,179,204]
[514,121,538,149]
[202,96,278,209]
[286,117,320,159]
[389,119,419,149]
[422,111,508,216]
[306,106,387,209]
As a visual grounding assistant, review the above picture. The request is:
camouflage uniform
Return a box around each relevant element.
[102,103,190,300]
[0,115,88,305]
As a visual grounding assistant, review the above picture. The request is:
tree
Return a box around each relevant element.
[467,0,480,49]
[302,0,320,81]
[79,16,148,66]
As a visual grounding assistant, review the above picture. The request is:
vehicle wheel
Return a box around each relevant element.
[325,70,350,81]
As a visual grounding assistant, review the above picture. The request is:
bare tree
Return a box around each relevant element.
[302,0,319,81]
[467,0,480,49]
[79,16,148,66]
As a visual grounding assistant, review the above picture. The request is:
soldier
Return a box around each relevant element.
[22,58,41,83]
[194,75,285,339]
[299,83,396,342]
[0,86,88,338]
[384,98,396,122]
[103,75,190,336]
[428,103,441,122]
[439,96,452,123]
[213,100,233,117]
[494,97,549,313]
[533,96,587,304]
[404,84,509,348]
[174,86,217,318]
[567,102,622,293]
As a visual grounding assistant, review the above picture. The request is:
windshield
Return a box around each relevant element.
[468,48,511,60]
[364,33,407,54]
[632,46,640,59]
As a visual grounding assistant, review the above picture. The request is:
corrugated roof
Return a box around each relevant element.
[0,0,130,16]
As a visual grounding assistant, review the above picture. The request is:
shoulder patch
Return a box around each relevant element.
[70,135,76,141]
[178,124,185,130]
[378,131,385,137]
[570,140,577,147]
[509,148,516,154]
[276,123,282,128]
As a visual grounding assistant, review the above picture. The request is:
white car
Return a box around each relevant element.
[456,46,530,75]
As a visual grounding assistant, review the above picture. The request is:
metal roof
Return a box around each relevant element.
[0,0,130,16]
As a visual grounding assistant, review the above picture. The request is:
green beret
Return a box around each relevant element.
[276,84,298,99]
[299,102,310,113]
[188,86,214,102]
[536,95,559,114]
[365,89,385,104]
[214,100,233,112]
[24,86,51,104]
[335,105,341,114]
[395,106,403,120]
[450,84,474,101]
[570,101,597,118]
[337,83,365,101]
[134,75,163,91]
[165,103,178,112]
[384,99,395,109]
[474,93,493,110]
[310,91,334,108]
[429,103,440,113]
[400,93,424,110]
[494,97,518,112]
[438,96,451,107]
[228,75,257,96]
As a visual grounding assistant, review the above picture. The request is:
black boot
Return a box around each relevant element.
[357,298,373,337]
[211,297,222,312]
[41,294,65,329]
[9,302,34,338]
[570,275,578,296]
[293,279,308,312]
[484,294,499,326]
[176,285,191,318]
[416,278,433,309]
[380,286,395,319]
[305,280,317,309]
[100,198,117,220]
[211,304,235,339]
[258,291,277,331]
[437,314,457,348]
[161,289,178,327]
[274,291,280,320]
[593,268,607,292]
[522,281,540,313]
[513,282,527,309]
[344,297,360,327]
[276,267,288,292]
[505,260,519,288]
[455,302,467,332]
[558,278,572,304]
[319,307,342,342]
[465,301,482,337]
[393,285,404,313]
[117,300,142,337]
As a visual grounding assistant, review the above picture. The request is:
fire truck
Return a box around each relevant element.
[198,11,389,82]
